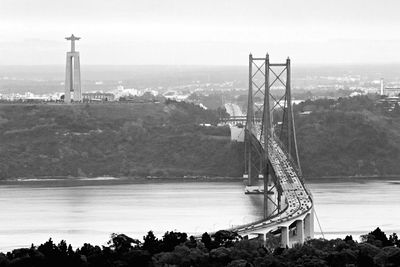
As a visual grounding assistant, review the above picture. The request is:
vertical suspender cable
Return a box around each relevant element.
[291,103,302,176]
[314,207,325,239]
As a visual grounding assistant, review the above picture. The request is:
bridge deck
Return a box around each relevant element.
[232,132,313,235]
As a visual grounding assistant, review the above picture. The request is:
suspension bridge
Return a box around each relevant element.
[223,54,314,248]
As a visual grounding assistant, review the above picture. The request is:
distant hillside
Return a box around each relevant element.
[2,95,400,180]
[0,101,243,179]
[295,95,400,178]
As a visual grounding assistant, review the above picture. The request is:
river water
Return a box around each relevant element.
[1,179,399,251]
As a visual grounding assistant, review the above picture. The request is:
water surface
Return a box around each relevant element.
[0,179,399,251]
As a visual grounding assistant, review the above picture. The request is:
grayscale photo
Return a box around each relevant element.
[1,0,400,266]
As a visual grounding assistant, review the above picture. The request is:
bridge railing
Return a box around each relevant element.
[219,116,263,124]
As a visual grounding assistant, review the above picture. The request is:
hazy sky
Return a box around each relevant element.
[1,0,400,65]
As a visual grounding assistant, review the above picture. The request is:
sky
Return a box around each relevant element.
[1,0,400,65]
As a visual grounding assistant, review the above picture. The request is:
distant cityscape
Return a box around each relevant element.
[2,74,400,107]
[1,35,400,110]
[1,40,400,106]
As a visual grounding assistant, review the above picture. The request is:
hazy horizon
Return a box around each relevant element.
[1,64,400,82]
[1,63,399,95]
[4,62,400,67]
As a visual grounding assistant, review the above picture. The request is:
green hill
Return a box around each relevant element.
[1,95,400,180]
[0,101,242,179]
[295,95,400,178]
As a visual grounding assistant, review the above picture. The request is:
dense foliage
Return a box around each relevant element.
[0,101,242,179]
[2,95,400,179]
[294,95,400,177]
[236,94,400,178]
[2,227,400,266]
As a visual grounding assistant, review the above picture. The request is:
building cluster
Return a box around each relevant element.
[110,86,159,99]
[0,92,63,102]
[0,88,163,103]
[82,92,115,102]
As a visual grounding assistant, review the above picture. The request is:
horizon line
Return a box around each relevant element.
[2,62,400,67]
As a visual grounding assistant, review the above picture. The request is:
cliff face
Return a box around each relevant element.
[0,102,243,179]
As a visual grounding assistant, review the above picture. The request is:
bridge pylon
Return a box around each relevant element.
[245,53,301,219]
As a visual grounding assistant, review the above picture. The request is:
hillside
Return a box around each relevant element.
[295,95,400,178]
[0,101,242,179]
[2,96,400,180]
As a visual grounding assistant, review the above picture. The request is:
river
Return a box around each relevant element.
[1,178,399,251]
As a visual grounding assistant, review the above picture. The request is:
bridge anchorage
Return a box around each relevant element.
[231,54,314,248]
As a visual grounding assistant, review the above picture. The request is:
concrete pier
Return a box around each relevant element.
[281,226,289,248]
[296,220,304,243]
[304,210,314,239]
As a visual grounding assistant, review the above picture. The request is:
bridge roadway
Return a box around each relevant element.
[224,103,244,117]
[230,130,314,247]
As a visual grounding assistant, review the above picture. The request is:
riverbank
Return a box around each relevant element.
[306,174,400,182]
[3,173,400,187]
[0,176,245,187]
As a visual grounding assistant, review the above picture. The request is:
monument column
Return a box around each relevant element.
[64,34,81,103]
[64,54,72,103]
[73,55,81,101]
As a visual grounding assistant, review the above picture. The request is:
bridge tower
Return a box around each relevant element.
[245,53,301,219]
[64,34,82,103]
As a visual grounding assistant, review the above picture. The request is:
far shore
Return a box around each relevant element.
[0,176,244,187]
[1,174,400,186]
[306,175,400,182]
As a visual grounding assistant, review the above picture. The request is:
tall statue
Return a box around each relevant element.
[64,34,82,103]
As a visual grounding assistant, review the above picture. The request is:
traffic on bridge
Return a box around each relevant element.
[223,54,314,248]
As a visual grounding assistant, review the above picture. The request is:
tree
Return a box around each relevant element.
[265,233,281,253]
[344,235,353,242]
[389,233,400,247]
[161,231,188,252]
[108,233,140,253]
[213,230,241,248]
[142,231,161,254]
[201,232,212,250]
[361,227,391,247]
[186,236,197,249]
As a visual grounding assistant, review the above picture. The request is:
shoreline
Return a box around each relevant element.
[1,174,400,186]
[305,175,400,182]
[0,176,245,186]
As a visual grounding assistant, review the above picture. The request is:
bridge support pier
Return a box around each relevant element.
[296,220,304,243]
[281,226,289,248]
[304,209,314,239]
